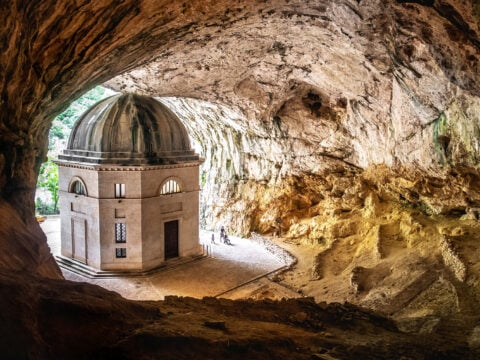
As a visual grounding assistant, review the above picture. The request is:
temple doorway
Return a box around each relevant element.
[164,220,179,260]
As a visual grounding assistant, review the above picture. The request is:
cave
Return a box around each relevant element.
[1,1,480,358]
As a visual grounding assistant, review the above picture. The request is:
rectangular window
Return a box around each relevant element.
[115,248,127,258]
[115,223,126,243]
[115,183,125,198]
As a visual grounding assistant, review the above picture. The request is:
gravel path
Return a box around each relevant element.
[41,217,284,300]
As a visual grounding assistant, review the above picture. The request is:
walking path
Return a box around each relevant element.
[41,217,286,300]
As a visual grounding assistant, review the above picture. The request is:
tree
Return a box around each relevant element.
[36,86,116,214]
[49,86,116,153]
[37,160,59,213]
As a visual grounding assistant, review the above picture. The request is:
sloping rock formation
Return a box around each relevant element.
[262,166,480,331]
[1,270,475,359]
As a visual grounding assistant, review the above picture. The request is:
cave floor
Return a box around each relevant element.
[41,217,288,300]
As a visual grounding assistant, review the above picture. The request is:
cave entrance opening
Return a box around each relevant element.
[38,89,289,300]
[35,86,117,217]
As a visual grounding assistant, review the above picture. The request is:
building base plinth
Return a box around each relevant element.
[55,253,207,279]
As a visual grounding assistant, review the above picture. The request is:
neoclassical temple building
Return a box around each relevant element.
[56,93,203,273]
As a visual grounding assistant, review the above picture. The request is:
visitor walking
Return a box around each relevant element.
[211,233,215,244]
[220,226,225,243]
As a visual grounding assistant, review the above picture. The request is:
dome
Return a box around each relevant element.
[59,93,199,165]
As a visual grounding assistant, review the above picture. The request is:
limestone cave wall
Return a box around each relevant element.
[108,0,480,172]
[105,0,480,237]
[1,0,479,276]
[1,0,480,356]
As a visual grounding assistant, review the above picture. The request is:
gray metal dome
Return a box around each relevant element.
[59,93,199,165]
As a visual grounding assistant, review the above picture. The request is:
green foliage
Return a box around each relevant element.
[433,112,449,165]
[56,86,112,124]
[48,86,116,151]
[50,124,65,139]
[35,197,59,215]
[37,159,59,213]
[37,86,117,213]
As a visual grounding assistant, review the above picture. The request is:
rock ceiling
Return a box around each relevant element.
[107,0,480,172]
[106,0,480,235]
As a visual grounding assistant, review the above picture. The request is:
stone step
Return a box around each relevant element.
[55,253,207,279]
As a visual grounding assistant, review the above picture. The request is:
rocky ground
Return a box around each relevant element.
[1,270,476,359]
[214,164,480,355]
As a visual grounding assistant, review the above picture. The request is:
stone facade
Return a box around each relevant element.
[57,94,202,272]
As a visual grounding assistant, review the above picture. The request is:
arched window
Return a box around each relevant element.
[70,180,86,196]
[160,179,181,195]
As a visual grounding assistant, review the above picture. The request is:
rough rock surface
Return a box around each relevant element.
[109,0,480,172]
[1,271,476,359]
[1,0,480,357]
[261,166,480,333]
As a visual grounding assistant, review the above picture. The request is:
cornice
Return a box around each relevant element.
[55,159,204,171]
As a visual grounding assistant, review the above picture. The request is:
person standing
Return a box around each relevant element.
[220,226,225,243]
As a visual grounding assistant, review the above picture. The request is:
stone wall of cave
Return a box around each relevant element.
[2,0,480,356]
[108,0,480,174]
[103,0,480,238]
[0,1,479,275]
